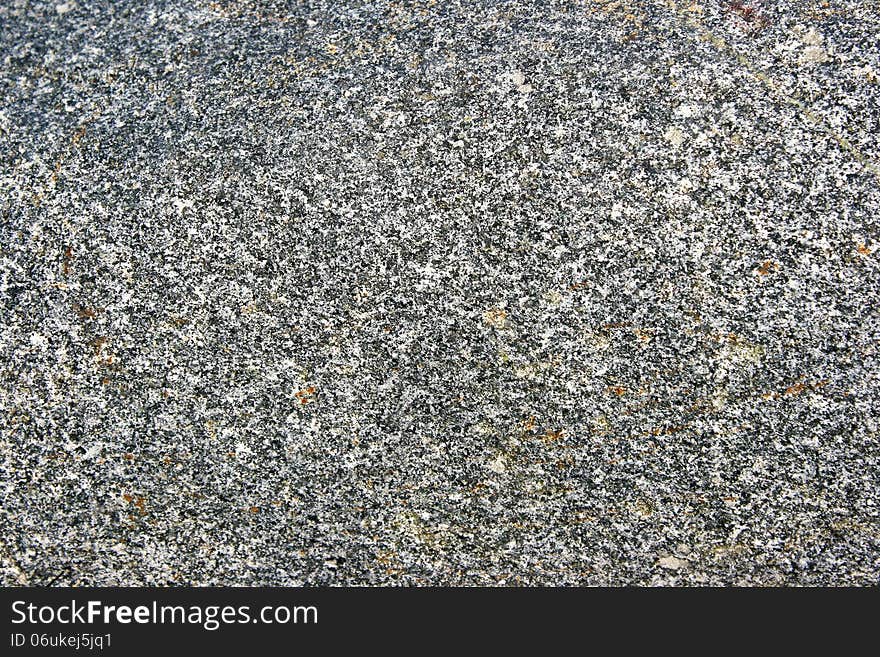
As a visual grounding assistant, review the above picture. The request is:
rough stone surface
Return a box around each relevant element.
[1,0,879,585]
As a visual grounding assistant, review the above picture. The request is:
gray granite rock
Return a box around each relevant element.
[1,0,878,585]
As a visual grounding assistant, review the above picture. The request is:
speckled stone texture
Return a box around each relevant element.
[2,0,879,586]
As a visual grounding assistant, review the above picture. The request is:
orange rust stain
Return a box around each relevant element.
[757,260,777,276]
[483,308,508,327]
[123,494,146,515]
[857,243,872,255]
[782,379,828,397]
[74,303,97,319]
[91,336,107,355]
[62,246,73,275]
[649,425,689,436]
[123,453,134,461]
[608,386,626,396]
[295,386,317,404]
[71,125,87,146]
[541,429,565,444]
[249,506,260,514]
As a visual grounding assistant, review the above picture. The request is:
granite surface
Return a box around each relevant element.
[1,0,879,586]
